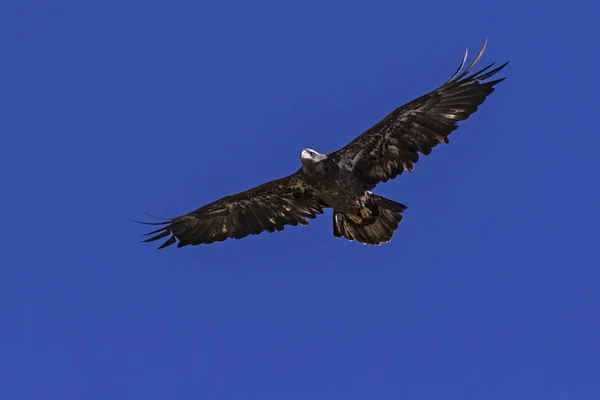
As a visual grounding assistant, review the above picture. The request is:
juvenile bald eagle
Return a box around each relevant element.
[138,38,508,249]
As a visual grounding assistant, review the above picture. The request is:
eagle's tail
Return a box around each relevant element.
[333,194,407,246]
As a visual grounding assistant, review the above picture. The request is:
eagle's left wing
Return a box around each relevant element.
[136,171,327,249]
[332,38,508,189]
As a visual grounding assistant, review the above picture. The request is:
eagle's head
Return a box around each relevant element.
[300,148,327,165]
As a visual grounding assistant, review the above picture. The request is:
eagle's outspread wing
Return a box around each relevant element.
[332,38,508,189]
[136,171,327,249]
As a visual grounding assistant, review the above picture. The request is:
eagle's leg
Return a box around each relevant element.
[358,193,373,219]
[359,204,373,219]
[348,214,362,223]
[346,194,374,223]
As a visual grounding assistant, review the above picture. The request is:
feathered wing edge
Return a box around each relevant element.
[333,37,509,188]
[134,172,327,249]
[444,37,509,91]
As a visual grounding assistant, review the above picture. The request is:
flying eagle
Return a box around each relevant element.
[138,38,508,249]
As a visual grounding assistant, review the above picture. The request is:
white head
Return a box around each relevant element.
[300,148,327,165]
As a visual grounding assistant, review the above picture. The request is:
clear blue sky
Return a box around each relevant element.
[1,0,599,399]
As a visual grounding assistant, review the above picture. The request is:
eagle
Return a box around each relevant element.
[138,38,508,249]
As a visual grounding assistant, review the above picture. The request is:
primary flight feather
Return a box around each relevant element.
[137,38,508,249]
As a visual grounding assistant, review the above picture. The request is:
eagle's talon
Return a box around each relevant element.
[348,214,362,223]
[360,207,373,219]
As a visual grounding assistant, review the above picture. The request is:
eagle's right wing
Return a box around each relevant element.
[136,171,327,249]
[332,38,508,189]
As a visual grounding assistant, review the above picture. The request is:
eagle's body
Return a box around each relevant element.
[300,149,366,215]
[138,39,508,249]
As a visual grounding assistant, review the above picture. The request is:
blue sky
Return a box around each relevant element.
[1,0,599,399]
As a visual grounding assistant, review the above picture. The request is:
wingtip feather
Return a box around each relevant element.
[448,48,469,82]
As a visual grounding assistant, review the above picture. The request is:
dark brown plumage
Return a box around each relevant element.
[139,173,326,249]
[334,40,508,189]
[137,38,508,249]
